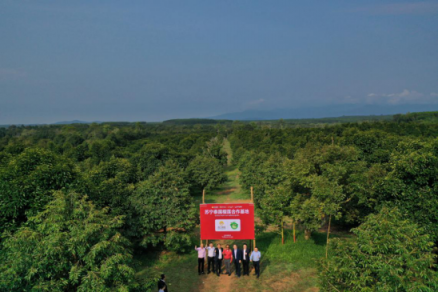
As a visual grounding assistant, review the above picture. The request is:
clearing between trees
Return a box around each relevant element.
[136,139,331,292]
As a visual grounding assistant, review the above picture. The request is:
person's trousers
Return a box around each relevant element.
[207,256,215,273]
[234,260,241,276]
[198,258,204,274]
[224,259,231,275]
[253,261,260,277]
[215,259,222,275]
[242,259,249,275]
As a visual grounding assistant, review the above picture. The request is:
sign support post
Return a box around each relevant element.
[201,189,205,246]
[251,186,256,248]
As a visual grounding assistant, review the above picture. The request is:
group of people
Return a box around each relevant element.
[194,243,261,278]
[157,244,261,292]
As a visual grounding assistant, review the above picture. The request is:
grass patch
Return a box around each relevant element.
[194,165,251,204]
[134,229,337,292]
[257,231,325,270]
[223,138,233,166]
[134,230,204,291]
[135,251,200,292]
[231,265,318,292]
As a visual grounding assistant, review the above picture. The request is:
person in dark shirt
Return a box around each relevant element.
[232,244,242,277]
[158,274,168,292]
[215,243,224,276]
[241,243,250,276]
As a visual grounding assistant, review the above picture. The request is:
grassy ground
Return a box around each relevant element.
[199,166,250,204]
[135,139,344,291]
[135,229,327,291]
[134,229,203,291]
[223,138,233,166]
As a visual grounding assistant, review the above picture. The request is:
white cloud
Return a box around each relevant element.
[365,89,438,104]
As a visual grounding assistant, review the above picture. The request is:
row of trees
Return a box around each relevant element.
[232,122,438,243]
[0,123,228,290]
[229,114,438,290]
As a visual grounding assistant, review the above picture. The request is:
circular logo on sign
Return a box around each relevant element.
[230,222,238,230]
[219,221,224,225]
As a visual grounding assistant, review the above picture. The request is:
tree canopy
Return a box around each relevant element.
[0,191,139,291]
[2,113,438,290]
[319,207,438,291]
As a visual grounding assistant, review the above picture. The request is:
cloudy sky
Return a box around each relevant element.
[1,1,437,124]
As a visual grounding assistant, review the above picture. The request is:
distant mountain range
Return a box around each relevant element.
[3,104,438,127]
[210,104,438,120]
[54,120,107,125]
[54,120,94,125]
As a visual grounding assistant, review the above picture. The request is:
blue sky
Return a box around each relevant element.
[1,1,437,123]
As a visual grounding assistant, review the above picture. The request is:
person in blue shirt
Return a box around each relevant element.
[250,247,261,278]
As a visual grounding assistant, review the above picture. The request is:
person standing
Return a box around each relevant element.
[232,244,242,277]
[214,243,224,276]
[250,247,261,278]
[242,243,250,276]
[158,274,168,292]
[206,243,216,274]
[223,244,232,276]
[195,244,206,275]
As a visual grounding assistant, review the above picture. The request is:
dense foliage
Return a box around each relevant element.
[229,112,438,290]
[1,112,438,290]
[230,113,438,242]
[0,191,138,291]
[319,207,438,291]
[0,148,79,233]
[0,122,227,290]
[130,160,197,251]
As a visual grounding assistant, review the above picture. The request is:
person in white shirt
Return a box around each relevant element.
[206,243,216,274]
[214,243,224,276]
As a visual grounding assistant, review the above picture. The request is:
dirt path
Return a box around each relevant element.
[138,139,321,292]
[193,139,321,292]
[198,139,252,292]
[198,255,233,292]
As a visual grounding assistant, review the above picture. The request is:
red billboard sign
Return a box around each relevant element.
[200,203,255,240]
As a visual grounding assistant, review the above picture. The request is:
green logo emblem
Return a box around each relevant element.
[230,222,238,230]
